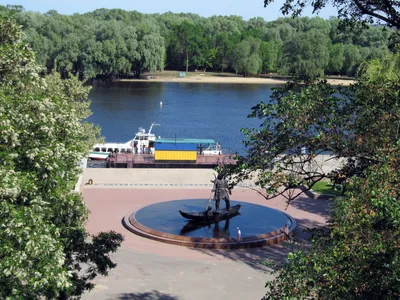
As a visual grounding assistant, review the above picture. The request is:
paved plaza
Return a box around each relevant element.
[80,169,330,300]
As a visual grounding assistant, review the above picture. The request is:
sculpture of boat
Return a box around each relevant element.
[179,204,241,222]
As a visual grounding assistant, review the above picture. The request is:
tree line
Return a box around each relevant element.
[0,5,393,79]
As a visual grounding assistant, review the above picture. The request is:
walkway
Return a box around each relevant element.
[81,182,330,299]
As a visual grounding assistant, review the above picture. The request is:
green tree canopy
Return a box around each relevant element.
[0,7,396,80]
[0,18,123,298]
[232,38,262,76]
[132,21,165,78]
[280,29,330,78]
[1,5,393,79]
[259,40,281,73]
[263,0,400,29]
[265,150,400,298]
[230,53,399,203]
[260,57,400,298]
[327,42,345,74]
[225,3,400,296]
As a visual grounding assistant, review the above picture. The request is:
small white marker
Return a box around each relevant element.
[237,227,241,243]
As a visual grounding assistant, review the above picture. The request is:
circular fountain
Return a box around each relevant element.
[123,199,296,249]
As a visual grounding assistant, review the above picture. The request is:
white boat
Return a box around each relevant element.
[89,122,159,160]
[88,151,110,160]
[88,122,223,160]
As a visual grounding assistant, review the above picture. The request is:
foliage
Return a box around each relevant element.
[0,5,393,79]
[343,43,363,75]
[263,0,400,29]
[133,23,165,78]
[357,53,400,81]
[259,40,281,73]
[172,20,203,72]
[264,152,400,299]
[327,43,345,74]
[232,38,262,76]
[0,18,123,298]
[229,53,400,204]
[280,29,330,78]
[230,2,400,297]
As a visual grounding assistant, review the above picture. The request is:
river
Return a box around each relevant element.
[88,81,280,154]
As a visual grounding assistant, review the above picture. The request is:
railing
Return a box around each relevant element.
[197,148,234,156]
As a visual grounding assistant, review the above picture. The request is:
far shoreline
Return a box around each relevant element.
[117,72,354,86]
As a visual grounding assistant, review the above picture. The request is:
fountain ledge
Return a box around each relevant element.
[122,209,296,249]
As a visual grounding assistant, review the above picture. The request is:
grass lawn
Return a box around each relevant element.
[312,180,343,196]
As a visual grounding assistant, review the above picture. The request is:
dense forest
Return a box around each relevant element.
[0,5,392,79]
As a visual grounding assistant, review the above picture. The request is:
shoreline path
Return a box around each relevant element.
[119,74,353,86]
[81,169,330,300]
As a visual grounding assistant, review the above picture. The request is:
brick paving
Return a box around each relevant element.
[81,175,330,300]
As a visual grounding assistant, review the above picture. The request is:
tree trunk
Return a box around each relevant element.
[134,69,141,79]
[186,49,189,73]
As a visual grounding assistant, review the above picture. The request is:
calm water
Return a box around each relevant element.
[88,81,280,154]
[134,199,291,239]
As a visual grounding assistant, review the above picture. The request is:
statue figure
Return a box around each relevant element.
[211,173,231,211]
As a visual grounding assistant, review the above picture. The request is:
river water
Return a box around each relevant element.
[88,81,280,154]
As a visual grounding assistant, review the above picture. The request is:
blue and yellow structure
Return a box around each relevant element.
[154,138,217,161]
[154,142,197,161]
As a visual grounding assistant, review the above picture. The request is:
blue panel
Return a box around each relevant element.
[155,143,197,151]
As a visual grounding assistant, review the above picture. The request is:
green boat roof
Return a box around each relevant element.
[155,138,216,144]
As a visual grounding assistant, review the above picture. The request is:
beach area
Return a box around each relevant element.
[119,70,354,86]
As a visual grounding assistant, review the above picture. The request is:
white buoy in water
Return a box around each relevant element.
[160,101,163,106]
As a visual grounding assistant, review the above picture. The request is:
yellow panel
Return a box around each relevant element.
[155,151,197,161]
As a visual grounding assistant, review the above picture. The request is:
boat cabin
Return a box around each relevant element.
[90,123,159,159]
[130,125,158,154]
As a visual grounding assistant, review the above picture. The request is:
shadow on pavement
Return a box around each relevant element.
[116,290,179,299]
[191,237,305,272]
[188,190,332,272]
[295,216,328,239]
[291,195,332,217]
[191,215,326,272]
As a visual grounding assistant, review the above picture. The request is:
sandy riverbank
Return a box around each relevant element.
[119,72,354,86]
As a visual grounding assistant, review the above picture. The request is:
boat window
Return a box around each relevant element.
[101,148,106,152]
[127,149,132,153]
[107,148,113,152]
[94,147,100,151]
[121,149,126,153]
[115,149,119,153]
